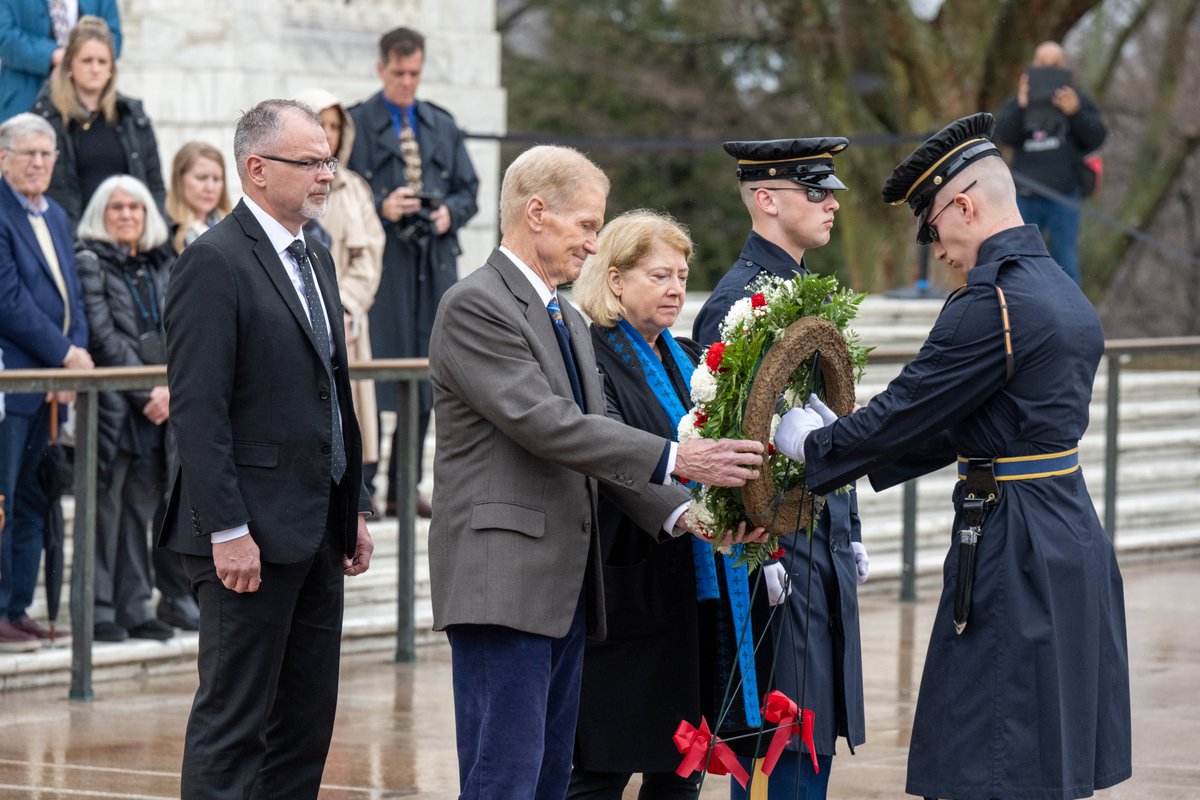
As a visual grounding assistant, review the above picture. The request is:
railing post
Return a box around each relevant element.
[900,479,918,602]
[1103,353,1122,542]
[69,388,98,701]
[394,377,418,663]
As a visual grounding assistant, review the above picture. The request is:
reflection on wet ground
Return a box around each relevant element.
[0,556,1195,798]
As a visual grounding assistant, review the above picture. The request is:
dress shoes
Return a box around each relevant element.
[128,619,175,641]
[157,594,200,631]
[0,619,41,652]
[12,616,69,642]
[94,621,128,642]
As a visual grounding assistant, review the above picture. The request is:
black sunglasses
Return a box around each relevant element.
[919,180,977,245]
[750,186,835,203]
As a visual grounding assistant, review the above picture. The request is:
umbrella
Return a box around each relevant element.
[38,400,72,644]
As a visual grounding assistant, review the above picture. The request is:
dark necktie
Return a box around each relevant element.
[547,294,584,410]
[286,240,347,482]
[399,113,423,191]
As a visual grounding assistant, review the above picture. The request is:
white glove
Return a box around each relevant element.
[851,541,869,585]
[764,561,791,607]
[774,406,826,462]
[807,393,838,425]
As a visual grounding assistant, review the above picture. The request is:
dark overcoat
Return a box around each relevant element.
[803,225,1132,799]
[346,93,479,412]
[693,231,866,757]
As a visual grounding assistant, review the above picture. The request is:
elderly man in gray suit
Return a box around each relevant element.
[429,144,764,799]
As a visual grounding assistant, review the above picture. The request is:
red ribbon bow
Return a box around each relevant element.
[672,717,750,787]
[760,690,819,776]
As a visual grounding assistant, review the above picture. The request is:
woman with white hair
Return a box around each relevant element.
[75,174,175,642]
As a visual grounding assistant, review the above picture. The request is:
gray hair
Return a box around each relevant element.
[232,99,322,179]
[499,145,610,235]
[77,174,170,251]
[0,113,56,151]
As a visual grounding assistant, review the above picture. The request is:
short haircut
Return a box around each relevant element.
[77,174,170,251]
[573,209,692,328]
[0,112,56,150]
[232,99,321,179]
[499,145,610,236]
[379,27,425,63]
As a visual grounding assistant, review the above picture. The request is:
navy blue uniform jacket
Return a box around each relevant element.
[804,225,1132,799]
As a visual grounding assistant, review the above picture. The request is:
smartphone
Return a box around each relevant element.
[414,191,443,209]
[1027,66,1072,104]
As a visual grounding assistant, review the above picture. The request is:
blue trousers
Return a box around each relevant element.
[1017,192,1082,285]
[730,753,832,800]
[447,596,587,800]
[0,405,50,622]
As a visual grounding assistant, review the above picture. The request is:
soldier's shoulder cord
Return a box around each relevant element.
[939,282,1014,382]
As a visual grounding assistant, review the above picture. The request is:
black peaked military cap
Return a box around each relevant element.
[882,113,1003,227]
[723,137,849,190]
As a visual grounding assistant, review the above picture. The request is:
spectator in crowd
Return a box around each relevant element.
[568,209,777,799]
[296,87,386,494]
[75,174,175,642]
[776,112,1131,800]
[693,138,867,799]
[0,112,92,651]
[0,0,123,123]
[165,141,232,254]
[348,25,479,519]
[995,41,1106,285]
[30,15,164,227]
[160,99,374,798]
[427,143,764,799]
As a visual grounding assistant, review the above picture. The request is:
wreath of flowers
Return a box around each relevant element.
[679,272,870,570]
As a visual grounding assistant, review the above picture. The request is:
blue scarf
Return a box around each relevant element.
[615,320,761,726]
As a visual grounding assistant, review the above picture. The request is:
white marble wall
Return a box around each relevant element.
[116,0,505,273]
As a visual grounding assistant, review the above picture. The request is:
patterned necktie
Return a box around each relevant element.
[547,294,584,410]
[48,0,70,45]
[399,113,423,192]
[286,240,347,482]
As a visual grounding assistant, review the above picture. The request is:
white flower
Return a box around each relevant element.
[770,413,781,444]
[685,497,716,539]
[719,297,754,339]
[677,409,701,442]
[690,366,717,404]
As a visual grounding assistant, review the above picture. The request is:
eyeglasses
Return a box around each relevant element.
[750,186,835,203]
[4,148,58,162]
[258,154,338,175]
[920,180,977,245]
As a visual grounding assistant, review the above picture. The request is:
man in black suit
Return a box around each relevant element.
[160,99,374,800]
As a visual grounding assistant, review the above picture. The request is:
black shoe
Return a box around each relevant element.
[94,621,128,642]
[127,618,175,641]
[157,595,200,631]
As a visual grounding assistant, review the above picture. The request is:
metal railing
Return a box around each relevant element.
[868,336,1200,602]
[1,337,1197,694]
[0,359,427,701]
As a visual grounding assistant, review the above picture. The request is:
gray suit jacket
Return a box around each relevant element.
[428,248,689,639]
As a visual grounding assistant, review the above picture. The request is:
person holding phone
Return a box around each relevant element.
[995,41,1106,286]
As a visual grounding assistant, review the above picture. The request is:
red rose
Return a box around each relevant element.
[705,342,726,371]
[694,411,708,426]
[767,443,777,456]
[751,293,767,309]
[771,545,785,560]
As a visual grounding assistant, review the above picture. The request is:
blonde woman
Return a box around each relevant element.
[30,15,164,225]
[165,141,232,253]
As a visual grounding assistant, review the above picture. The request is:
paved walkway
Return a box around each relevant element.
[0,555,1195,799]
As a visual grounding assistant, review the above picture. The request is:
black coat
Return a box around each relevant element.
[31,89,166,226]
[994,89,1106,196]
[75,238,173,484]
[804,225,1131,799]
[346,93,479,412]
[159,201,371,563]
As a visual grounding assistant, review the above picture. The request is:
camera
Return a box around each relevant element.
[414,191,443,210]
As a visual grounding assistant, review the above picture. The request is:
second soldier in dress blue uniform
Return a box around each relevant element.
[693,137,867,800]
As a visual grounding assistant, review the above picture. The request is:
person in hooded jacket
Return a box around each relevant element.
[295,87,386,492]
[75,173,175,642]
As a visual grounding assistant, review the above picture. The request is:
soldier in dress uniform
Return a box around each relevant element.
[694,138,868,799]
[774,113,1132,800]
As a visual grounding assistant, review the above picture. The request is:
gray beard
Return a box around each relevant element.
[300,194,328,219]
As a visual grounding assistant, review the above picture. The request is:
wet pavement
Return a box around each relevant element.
[0,555,1195,799]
